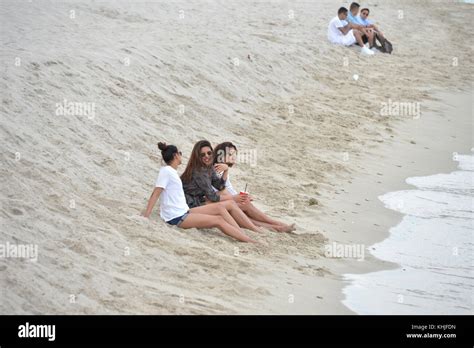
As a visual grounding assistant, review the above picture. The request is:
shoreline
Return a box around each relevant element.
[217,87,473,315]
[312,88,473,314]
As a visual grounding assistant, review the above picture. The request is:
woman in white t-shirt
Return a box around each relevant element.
[143,142,257,243]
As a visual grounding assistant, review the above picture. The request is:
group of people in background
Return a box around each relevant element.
[328,2,392,55]
[143,140,295,243]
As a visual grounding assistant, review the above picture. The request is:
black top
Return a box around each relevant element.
[182,167,226,208]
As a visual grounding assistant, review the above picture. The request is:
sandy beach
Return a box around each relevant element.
[1,0,473,314]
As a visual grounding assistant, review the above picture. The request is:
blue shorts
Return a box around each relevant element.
[166,211,190,226]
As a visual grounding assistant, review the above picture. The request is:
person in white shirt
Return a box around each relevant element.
[143,142,257,243]
[212,142,296,233]
[213,169,238,196]
[328,7,374,55]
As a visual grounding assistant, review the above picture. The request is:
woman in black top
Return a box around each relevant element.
[181,140,262,232]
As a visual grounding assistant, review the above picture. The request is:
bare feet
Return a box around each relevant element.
[274,223,296,233]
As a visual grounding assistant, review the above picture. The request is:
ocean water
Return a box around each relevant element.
[342,152,474,314]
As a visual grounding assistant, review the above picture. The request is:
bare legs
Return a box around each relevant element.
[180,212,257,243]
[367,30,375,48]
[238,202,295,232]
[361,28,375,48]
[190,203,239,228]
[353,30,366,47]
[373,29,386,47]
[250,218,286,232]
[203,200,264,233]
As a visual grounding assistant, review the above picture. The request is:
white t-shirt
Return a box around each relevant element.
[328,16,348,43]
[155,166,189,222]
[212,172,238,196]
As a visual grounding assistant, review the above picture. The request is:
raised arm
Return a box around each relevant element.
[143,187,163,218]
[211,167,227,190]
[195,171,223,202]
[214,163,229,182]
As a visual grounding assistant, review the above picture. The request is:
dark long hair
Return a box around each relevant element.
[157,142,178,165]
[181,140,213,183]
[213,142,237,167]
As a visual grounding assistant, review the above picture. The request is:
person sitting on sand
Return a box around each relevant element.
[143,142,257,243]
[181,140,263,234]
[328,7,374,55]
[346,2,360,24]
[212,142,295,233]
[346,2,376,48]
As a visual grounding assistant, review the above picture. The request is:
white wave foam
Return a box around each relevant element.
[343,154,474,314]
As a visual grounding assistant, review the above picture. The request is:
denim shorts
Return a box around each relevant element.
[166,211,190,226]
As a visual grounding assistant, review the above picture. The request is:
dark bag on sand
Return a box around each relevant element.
[375,33,393,54]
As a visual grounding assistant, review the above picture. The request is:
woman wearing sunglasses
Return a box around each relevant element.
[143,142,257,243]
[181,140,263,233]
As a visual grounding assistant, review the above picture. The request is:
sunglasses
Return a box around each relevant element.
[200,151,213,158]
